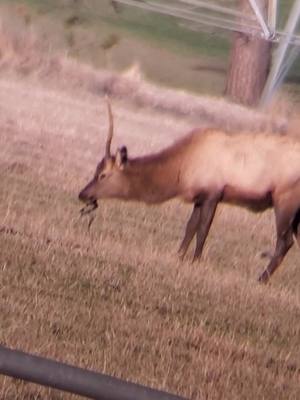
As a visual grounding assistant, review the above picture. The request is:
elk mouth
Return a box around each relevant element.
[79,199,98,216]
[79,199,98,230]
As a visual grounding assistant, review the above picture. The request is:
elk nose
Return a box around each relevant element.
[78,190,88,203]
[79,190,97,205]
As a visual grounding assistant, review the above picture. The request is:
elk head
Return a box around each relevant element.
[78,98,130,208]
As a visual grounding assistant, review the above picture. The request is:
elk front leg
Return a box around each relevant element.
[178,204,201,260]
[193,196,219,262]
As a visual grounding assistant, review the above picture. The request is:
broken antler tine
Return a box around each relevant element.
[105,95,114,158]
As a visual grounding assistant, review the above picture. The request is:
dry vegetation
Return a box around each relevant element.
[1,6,300,400]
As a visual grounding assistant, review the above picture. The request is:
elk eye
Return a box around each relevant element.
[99,173,106,180]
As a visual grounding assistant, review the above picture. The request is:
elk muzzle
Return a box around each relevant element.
[79,191,98,221]
[78,188,93,204]
[78,178,98,203]
[78,179,99,215]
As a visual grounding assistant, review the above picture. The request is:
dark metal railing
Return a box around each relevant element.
[0,345,186,400]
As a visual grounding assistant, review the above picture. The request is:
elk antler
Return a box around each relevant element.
[105,95,114,158]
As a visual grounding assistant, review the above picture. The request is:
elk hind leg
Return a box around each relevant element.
[292,208,300,247]
[258,203,295,284]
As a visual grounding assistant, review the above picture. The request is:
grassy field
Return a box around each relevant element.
[6,0,231,55]
[0,0,230,95]
[0,67,300,399]
[0,3,300,400]
[2,0,299,95]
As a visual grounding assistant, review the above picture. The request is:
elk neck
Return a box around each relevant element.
[124,149,184,204]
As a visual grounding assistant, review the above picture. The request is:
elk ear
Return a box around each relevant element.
[116,146,128,169]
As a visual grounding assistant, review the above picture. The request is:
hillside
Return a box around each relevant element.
[2,0,300,96]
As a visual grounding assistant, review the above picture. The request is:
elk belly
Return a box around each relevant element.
[222,185,273,212]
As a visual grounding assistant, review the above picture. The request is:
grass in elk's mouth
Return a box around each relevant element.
[79,200,98,229]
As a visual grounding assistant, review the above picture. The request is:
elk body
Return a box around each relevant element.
[79,99,300,283]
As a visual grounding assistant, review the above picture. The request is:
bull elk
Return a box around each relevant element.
[79,98,300,283]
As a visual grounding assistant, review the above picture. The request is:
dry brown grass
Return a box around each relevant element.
[0,9,300,400]
[0,73,300,400]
